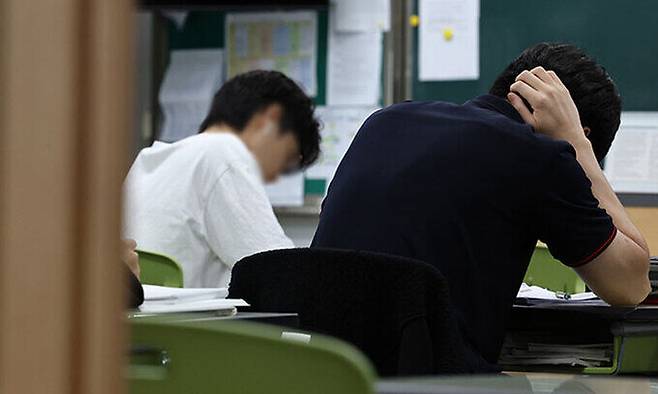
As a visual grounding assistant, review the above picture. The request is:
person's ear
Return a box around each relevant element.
[583,126,592,137]
[262,103,283,125]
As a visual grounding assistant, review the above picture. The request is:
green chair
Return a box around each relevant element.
[137,249,184,288]
[129,319,376,394]
[523,243,586,294]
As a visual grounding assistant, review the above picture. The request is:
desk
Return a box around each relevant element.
[504,302,658,375]
[128,311,299,328]
[377,373,658,394]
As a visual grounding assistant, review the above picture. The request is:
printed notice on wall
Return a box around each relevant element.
[418,0,480,81]
[604,112,658,194]
[226,11,318,96]
[327,21,382,106]
[159,49,224,142]
[332,0,390,32]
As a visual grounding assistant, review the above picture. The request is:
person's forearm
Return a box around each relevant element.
[572,138,650,255]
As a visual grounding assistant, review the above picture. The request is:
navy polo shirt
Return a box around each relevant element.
[311,95,616,364]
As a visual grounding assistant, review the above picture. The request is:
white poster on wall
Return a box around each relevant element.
[327,24,382,106]
[604,112,658,194]
[225,11,318,96]
[332,0,390,32]
[419,0,480,81]
[159,49,224,142]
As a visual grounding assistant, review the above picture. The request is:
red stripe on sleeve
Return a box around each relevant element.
[570,226,618,267]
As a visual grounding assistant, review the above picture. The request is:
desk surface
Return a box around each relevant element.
[128,311,300,328]
[513,301,658,322]
[377,373,658,394]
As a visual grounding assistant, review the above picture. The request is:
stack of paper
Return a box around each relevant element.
[139,285,248,314]
[516,283,598,302]
[649,257,658,289]
[499,334,613,368]
[143,285,228,302]
[643,257,658,304]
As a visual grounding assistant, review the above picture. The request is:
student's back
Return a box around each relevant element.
[312,95,614,363]
[124,132,292,288]
[124,70,321,288]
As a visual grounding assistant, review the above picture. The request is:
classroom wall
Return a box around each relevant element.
[278,215,319,247]
[628,207,658,254]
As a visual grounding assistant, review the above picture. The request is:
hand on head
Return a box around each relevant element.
[508,66,589,147]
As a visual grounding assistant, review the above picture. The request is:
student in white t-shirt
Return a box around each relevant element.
[123,70,321,288]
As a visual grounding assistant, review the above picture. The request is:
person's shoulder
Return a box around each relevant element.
[362,101,462,133]
[373,100,460,118]
[180,132,238,150]
[542,138,581,168]
[179,132,250,165]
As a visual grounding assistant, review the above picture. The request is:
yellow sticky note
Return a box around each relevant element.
[409,15,420,27]
[443,27,454,41]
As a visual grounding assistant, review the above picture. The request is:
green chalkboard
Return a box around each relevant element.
[412,0,658,111]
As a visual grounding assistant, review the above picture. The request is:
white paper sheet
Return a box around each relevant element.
[418,0,480,81]
[327,17,383,106]
[138,298,248,314]
[305,106,379,190]
[158,49,224,142]
[265,172,305,207]
[143,285,228,302]
[604,112,658,194]
[225,12,317,96]
[332,0,390,32]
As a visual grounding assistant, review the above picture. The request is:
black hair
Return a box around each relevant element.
[490,43,621,161]
[199,70,321,169]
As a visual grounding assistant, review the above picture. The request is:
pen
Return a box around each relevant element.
[555,291,571,300]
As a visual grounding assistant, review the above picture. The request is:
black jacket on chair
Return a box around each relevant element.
[228,248,494,376]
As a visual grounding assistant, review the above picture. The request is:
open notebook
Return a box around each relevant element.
[139,285,248,314]
[516,283,598,302]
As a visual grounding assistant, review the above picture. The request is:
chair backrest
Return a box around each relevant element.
[129,319,375,394]
[524,243,586,294]
[137,249,184,288]
[228,248,486,376]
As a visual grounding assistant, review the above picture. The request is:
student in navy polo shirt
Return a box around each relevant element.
[312,43,651,368]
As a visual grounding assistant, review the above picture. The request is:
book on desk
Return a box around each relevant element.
[504,278,658,374]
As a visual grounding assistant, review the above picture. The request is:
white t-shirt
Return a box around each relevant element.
[123,132,294,288]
